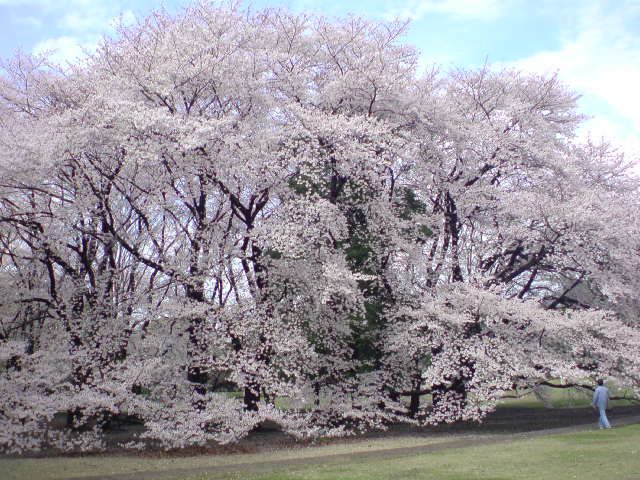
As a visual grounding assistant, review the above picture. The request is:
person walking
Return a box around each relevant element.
[592,379,612,429]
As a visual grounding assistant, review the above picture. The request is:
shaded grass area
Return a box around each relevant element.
[222,383,640,412]
[3,390,638,480]
[498,382,637,409]
[401,381,638,412]
[1,434,458,480]
[4,415,640,480]
[180,425,640,480]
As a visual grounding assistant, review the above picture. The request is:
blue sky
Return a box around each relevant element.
[1,0,638,157]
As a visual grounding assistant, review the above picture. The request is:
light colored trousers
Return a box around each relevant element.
[597,406,611,428]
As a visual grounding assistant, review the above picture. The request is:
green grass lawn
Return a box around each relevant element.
[496,382,637,409]
[179,425,640,480]
[4,424,639,480]
[230,383,639,411]
[1,434,459,480]
[3,387,638,480]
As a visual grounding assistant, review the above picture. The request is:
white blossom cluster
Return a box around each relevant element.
[0,1,639,454]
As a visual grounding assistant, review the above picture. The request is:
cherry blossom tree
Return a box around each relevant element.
[386,66,640,421]
[0,1,639,454]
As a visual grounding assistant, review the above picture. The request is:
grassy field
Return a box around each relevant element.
[494,381,637,410]
[3,388,638,480]
[1,433,461,480]
[180,425,640,480]
[409,382,637,411]
[217,382,639,411]
[4,423,639,480]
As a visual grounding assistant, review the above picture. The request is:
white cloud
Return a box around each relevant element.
[0,0,90,6]
[62,12,105,31]
[508,2,640,159]
[120,9,136,26]
[32,35,96,65]
[578,116,640,161]
[2,0,127,31]
[25,2,135,66]
[10,14,43,27]
[0,0,46,4]
[387,0,506,22]
[60,2,125,32]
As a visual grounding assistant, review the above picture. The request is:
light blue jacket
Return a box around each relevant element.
[592,385,609,409]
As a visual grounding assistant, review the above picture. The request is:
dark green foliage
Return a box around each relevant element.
[397,187,427,219]
[285,161,434,390]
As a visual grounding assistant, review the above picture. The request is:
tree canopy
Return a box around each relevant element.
[1,1,639,453]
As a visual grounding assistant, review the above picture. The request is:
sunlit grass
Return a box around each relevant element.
[4,384,637,480]
[228,382,639,411]
[180,425,640,480]
[499,382,637,409]
[1,433,462,480]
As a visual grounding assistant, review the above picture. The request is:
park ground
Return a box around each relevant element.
[4,395,640,480]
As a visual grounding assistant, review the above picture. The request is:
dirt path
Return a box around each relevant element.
[70,410,640,480]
